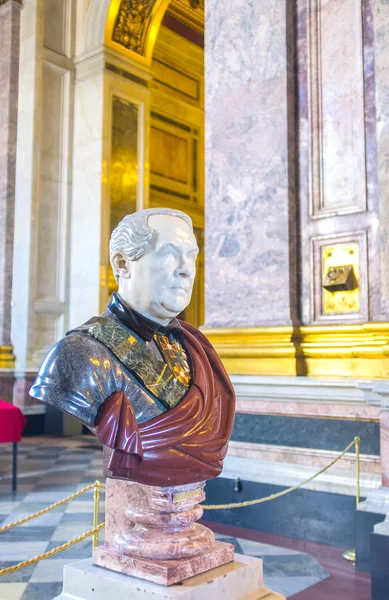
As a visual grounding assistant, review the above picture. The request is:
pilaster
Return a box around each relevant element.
[0,0,22,368]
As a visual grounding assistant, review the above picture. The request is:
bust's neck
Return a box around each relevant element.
[117,292,174,327]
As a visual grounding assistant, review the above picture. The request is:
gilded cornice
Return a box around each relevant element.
[203,323,389,378]
[167,0,204,33]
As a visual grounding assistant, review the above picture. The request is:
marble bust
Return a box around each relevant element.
[30,208,236,487]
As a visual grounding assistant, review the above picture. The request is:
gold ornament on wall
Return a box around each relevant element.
[322,244,360,315]
[112,0,157,54]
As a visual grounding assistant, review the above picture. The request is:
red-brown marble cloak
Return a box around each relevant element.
[94,321,236,486]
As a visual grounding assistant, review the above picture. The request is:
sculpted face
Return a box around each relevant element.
[115,215,199,324]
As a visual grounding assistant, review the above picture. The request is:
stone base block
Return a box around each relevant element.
[94,541,234,585]
[54,555,285,600]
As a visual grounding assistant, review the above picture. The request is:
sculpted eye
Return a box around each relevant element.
[160,246,176,258]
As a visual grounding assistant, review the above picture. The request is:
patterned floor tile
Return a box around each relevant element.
[0,582,28,600]
[265,575,326,597]
[0,528,56,543]
[21,492,75,504]
[262,554,328,579]
[20,582,62,600]
[0,542,49,562]
[0,436,330,600]
[0,564,36,583]
[50,521,94,542]
[30,559,78,583]
[64,501,105,514]
[45,539,93,560]
[237,538,304,557]
[1,513,63,529]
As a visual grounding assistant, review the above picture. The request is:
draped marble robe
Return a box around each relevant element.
[30,303,236,486]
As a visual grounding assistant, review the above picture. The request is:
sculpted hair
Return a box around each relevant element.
[109,208,193,278]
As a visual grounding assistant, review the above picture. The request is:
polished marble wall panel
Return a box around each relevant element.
[204,0,298,327]
[231,413,380,455]
[205,477,357,547]
[298,0,382,324]
[307,0,366,217]
[373,0,389,319]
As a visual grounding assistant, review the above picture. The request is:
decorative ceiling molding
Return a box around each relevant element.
[167,0,204,34]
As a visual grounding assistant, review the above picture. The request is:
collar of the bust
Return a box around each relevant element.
[107,293,183,342]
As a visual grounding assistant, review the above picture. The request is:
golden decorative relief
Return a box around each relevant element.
[167,0,204,33]
[112,0,157,54]
[322,243,360,315]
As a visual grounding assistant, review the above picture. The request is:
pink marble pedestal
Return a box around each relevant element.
[94,478,234,585]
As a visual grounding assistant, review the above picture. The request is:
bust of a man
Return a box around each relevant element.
[31,208,235,486]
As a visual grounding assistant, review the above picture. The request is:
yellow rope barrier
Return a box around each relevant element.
[203,436,359,510]
[0,523,105,577]
[0,483,98,533]
[0,437,361,576]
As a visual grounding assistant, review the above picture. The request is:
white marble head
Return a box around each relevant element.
[110,208,199,325]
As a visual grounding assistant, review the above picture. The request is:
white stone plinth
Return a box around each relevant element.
[53,555,285,600]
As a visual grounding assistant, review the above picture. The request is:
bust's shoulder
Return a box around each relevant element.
[41,330,113,371]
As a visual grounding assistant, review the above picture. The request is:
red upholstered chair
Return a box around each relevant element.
[0,399,26,492]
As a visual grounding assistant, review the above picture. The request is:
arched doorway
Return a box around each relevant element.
[105,1,205,327]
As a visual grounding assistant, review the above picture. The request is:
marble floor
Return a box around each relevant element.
[0,436,330,600]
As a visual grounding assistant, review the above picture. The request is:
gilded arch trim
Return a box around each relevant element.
[105,0,171,65]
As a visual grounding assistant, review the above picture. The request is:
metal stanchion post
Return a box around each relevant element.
[343,436,361,564]
[93,481,101,549]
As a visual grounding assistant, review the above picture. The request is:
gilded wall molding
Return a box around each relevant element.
[203,326,301,377]
[203,323,389,378]
[0,345,15,369]
[167,0,204,33]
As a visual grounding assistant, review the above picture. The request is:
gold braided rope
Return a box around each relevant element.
[203,438,358,510]
[0,438,360,576]
[0,483,102,533]
[0,523,105,577]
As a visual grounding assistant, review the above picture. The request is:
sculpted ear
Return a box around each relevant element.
[111,252,131,280]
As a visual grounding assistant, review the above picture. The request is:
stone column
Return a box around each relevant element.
[373,0,389,320]
[0,0,21,370]
[204,0,298,328]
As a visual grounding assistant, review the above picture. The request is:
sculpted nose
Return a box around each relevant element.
[179,263,191,277]
[177,258,192,278]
